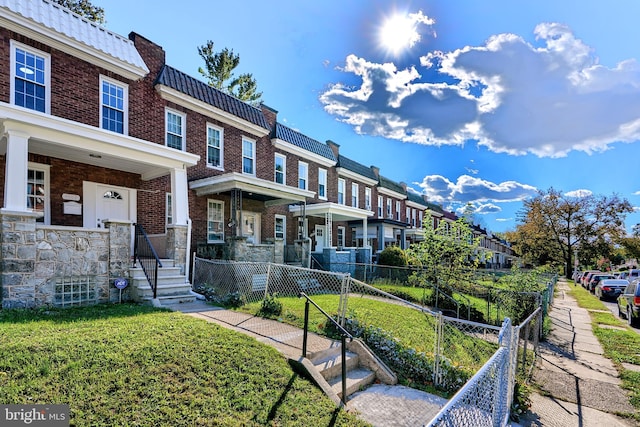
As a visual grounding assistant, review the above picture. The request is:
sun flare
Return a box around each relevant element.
[379,14,417,55]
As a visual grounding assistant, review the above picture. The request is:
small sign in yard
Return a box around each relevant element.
[114,278,128,303]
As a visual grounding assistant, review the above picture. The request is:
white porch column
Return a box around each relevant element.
[3,130,29,212]
[362,217,368,248]
[171,167,189,226]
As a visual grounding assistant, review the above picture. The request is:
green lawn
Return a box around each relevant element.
[0,304,368,427]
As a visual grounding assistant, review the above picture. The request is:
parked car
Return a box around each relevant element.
[587,274,615,293]
[595,279,629,301]
[581,270,601,288]
[618,269,640,282]
[618,280,640,327]
[574,271,585,285]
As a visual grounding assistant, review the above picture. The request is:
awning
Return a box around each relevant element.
[290,202,373,221]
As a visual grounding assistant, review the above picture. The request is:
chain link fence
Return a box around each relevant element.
[191,257,552,426]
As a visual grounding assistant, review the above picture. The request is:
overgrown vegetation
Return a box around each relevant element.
[0,304,367,426]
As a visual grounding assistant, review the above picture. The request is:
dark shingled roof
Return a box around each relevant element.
[407,191,427,206]
[425,201,444,213]
[274,123,336,161]
[337,155,378,181]
[155,65,270,131]
[378,175,405,195]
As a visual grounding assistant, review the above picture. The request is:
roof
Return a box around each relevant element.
[1,0,148,75]
[337,155,378,181]
[378,175,405,194]
[406,191,428,207]
[274,123,337,161]
[156,65,270,131]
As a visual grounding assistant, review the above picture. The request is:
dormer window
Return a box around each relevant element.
[11,41,50,113]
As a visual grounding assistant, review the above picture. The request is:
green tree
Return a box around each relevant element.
[508,188,633,278]
[54,0,105,24]
[198,40,262,103]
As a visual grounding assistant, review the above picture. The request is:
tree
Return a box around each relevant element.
[197,40,262,104]
[54,0,105,24]
[507,188,633,278]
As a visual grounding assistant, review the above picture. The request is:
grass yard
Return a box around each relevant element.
[0,304,368,427]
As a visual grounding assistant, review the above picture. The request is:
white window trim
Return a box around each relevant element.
[99,75,128,135]
[27,162,50,225]
[275,153,286,185]
[365,187,372,211]
[166,192,172,230]
[386,199,392,218]
[318,168,327,200]
[207,199,225,243]
[337,226,345,248]
[10,40,51,114]
[165,107,186,151]
[378,195,383,217]
[338,178,346,205]
[206,123,224,170]
[242,137,256,175]
[275,214,286,243]
[298,161,308,190]
[396,201,401,221]
[351,183,359,208]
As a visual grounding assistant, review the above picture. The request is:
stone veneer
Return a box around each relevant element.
[227,236,284,264]
[166,225,188,275]
[1,212,132,308]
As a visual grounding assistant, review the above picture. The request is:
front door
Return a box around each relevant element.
[314,225,326,252]
[241,211,261,244]
[83,182,136,229]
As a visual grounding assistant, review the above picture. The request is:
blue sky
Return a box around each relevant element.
[95,0,640,233]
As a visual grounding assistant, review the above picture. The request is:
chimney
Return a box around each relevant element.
[370,165,380,179]
[400,182,407,191]
[326,140,340,158]
[129,32,165,76]
[260,103,278,129]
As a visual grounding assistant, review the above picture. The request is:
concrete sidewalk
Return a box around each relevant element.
[165,299,447,427]
[519,279,636,427]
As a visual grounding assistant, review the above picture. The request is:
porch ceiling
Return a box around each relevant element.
[0,105,200,180]
[290,202,373,221]
[189,172,315,206]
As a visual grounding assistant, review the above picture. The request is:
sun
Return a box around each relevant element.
[379,13,419,55]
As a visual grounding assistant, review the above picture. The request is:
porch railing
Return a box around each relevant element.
[133,224,163,299]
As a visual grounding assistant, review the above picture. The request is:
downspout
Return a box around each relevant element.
[185,217,192,283]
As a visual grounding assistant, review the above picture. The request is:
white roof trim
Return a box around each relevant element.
[272,138,337,168]
[377,186,407,199]
[0,103,198,180]
[406,200,427,209]
[189,172,315,204]
[336,167,377,186]
[290,202,373,221]
[0,0,148,80]
[157,85,269,138]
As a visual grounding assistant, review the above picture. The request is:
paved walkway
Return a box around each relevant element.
[165,299,447,427]
[519,279,637,427]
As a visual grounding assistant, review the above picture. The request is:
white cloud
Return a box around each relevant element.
[634,191,640,196]
[496,217,514,222]
[564,189,593,198]
[455,202,502,215]
[415,174,538,204]
[320,20,640,157]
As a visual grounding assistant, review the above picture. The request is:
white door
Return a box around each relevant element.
[314,225,326,252]
[83,182,137,229]
[241,211,261,244]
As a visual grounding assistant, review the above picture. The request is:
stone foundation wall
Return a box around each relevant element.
[226,237,284,263]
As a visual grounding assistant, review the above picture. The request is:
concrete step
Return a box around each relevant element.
[130,266,181,279]
[134,282,192,298]
[131,274,189,288]
[141,294,196,305]
[328,367,376,399]
[312,348,360,381]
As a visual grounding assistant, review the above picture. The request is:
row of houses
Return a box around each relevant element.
[0,0,516,308]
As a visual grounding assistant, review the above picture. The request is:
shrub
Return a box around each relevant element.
[378,246,408,267]
[258,293,283,317]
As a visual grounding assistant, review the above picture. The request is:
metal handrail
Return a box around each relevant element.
[133,224,163,299]
[299,292,353,405]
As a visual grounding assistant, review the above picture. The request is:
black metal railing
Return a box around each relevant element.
[299,292,353,405]
[133,224,163,299]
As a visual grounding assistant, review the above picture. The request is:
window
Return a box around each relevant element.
[275,153,286,184]
[298,161,308,190]
[338,178,345,204]
[242,138,256,174]
[351,183,359,208]
[337,226,345,248]
[412,209,417,227]
[11,41,50,113]
[275,215,286,242]
[386,199,392,218]
[406,207,411,225]
[207,124,223,169]
[396,201,401,221]
[365,187,372,211]
[166,109,185,150]
[318,168,327,199]
[207,200,224,243]
[27,163,50,224]
[100,76,127,134]
[166,193,172,227]
[378,195,383,217]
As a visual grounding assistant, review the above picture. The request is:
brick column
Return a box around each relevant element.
[1,212,38,308]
